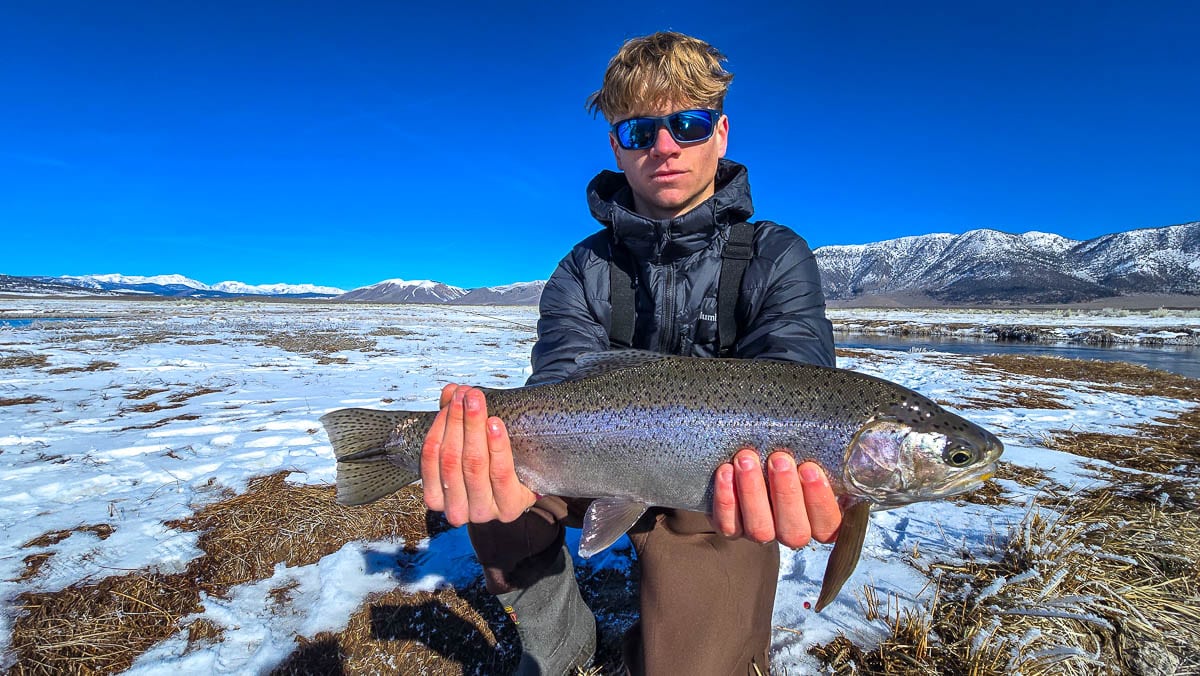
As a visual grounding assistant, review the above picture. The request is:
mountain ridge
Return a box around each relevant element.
[3,220,1197,306]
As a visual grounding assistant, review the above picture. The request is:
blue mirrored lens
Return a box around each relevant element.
[613,109,718,149]
[668,110,715,142]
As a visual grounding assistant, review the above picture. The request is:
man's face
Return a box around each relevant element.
[609,104,728,221]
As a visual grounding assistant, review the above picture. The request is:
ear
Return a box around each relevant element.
[609,133,624,170]
[715,114,729,159]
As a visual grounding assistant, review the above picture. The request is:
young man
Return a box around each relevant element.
[421,32,842,675]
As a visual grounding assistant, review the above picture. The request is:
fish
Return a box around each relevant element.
[321,349,1003,611]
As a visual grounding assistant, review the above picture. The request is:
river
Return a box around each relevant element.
[839,333,1200,380]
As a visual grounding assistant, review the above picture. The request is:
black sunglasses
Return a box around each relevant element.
[610,109,722,150]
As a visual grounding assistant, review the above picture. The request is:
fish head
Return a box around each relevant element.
[842,399,1003,507]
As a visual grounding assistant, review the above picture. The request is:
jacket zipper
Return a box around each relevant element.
[659,262,676,353]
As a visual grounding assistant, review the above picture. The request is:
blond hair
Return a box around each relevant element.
[586,31,734,122]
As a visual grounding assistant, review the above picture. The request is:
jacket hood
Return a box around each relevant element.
[586,158,755,263]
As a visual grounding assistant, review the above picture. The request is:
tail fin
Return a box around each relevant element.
[320,408,426,506]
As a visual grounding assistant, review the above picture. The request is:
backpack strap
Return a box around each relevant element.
[607,221,754,354]
[608,234,636,349]
[718,221,755,357]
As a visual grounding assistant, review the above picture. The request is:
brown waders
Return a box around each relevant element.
[468,496,779,676]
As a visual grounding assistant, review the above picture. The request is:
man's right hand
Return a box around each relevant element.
[420,384,537,527]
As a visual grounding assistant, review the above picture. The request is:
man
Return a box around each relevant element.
[421,31,842,675]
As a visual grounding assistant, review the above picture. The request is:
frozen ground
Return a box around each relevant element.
[0,298,1195,673]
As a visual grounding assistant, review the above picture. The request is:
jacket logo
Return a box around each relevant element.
[699,313,717,322]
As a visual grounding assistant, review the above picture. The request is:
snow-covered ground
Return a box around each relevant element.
[0,299,1195,673]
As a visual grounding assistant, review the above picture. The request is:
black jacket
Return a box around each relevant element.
[528,158,835,385]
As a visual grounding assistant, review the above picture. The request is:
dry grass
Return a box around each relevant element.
[368,327,418,337]
[46,360,119,375]
[0,353,49,369]
[125,387,169,401]
[972,354,1200,402]
[22,524,115,548]
[259,331,376,364]
[0,396,49,407]
[942,385,1070,411]
[1044,407,1200,475]
[811,483,1200,675]
[8,473,434,675]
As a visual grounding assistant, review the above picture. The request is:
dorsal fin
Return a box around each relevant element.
[567,349,670,382]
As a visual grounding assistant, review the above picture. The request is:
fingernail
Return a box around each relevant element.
[737,455,756,471]
[771,455,792,472]
[487,418,501,435]
[800,466,820,483]
[465,392,480,411]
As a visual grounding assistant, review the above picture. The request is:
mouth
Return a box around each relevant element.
[650,169,686,180]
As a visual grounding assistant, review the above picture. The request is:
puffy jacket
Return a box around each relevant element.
[528,158,835,386]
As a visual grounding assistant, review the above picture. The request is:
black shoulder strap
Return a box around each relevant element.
[608,233,636,349]
[718,221,755,357]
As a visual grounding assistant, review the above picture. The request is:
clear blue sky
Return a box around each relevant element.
[2,1,1197,290]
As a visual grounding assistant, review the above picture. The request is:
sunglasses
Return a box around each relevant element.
[610,108,722,150]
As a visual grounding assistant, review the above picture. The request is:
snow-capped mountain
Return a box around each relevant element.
[450,281,545,306]
[815,221,1200,304]
[210,281,346,296]
[4,221,1197,306]
[335,279,468,303]
[3,274,345,299]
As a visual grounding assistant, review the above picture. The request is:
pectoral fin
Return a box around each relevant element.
[579,498,648,557]
[814,499,871,612]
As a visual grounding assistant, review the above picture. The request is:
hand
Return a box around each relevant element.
[420,384,537,527]
[710,449,842,548]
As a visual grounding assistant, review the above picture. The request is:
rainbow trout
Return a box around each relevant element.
[322,350,1002,611]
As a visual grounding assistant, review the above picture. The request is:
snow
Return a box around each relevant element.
[0,298,1195,673]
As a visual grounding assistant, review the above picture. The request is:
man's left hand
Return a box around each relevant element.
[710,449,842,548]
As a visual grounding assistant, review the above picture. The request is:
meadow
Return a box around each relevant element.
[1,298,1197,674]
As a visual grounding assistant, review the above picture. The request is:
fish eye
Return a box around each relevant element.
[944,446,976,467]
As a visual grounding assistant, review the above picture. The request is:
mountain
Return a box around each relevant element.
[4,221,1197,307]
[450,281,545,306]
[335,279,468,303]
[0,274,345,299]
[814,221,1200,304]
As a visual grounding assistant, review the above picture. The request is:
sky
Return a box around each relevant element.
[1,1,1197,291]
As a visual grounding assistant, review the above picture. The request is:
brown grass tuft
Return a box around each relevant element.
[17,554,54,583]
[1044,406,1200,475]
[22,524,115,548]
[126,388,169,401]
[46,360,120,375]
[11,571,203,675]
[0,353,49,369]
[259,331,376,363]
[973,354,1200,402]
[0,396,49,407]
[368,327,418,337]
[942,385,1071,411]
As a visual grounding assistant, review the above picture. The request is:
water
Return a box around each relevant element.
[0,317,101,328]
[840,333,1200,380]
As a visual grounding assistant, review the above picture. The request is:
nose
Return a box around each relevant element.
[650,125,682,155]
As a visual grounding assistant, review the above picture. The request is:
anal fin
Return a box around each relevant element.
[814,499,871,612]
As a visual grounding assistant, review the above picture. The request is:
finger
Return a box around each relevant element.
[710,462,742,537]
[800,462,842,543]
[460,388,497,523]
[767,452,812,549]
[439,387,470,526]
[419,385,459,512]
[733,449,775,544]
[487,416,534,521]
[438,382,457,410]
